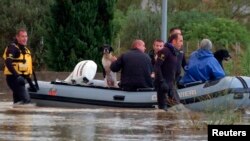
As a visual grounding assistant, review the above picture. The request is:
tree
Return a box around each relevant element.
[46,0,116,71]
[168,11,216,32]
[116,0,141,13]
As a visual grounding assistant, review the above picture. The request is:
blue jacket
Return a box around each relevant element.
[180,49,225,84]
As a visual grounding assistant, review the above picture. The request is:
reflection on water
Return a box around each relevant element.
[0,101,209,141]
[1,98,250,141]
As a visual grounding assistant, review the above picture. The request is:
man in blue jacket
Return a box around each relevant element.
[180,39,225,85]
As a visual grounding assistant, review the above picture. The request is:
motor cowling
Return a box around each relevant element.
[64,60,97,84]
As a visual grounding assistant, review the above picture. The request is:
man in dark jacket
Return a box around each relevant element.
[2,28,36,106]
[148,39,164,79]
[148,39,164,66]
[110,39,153,91]
[154,34,183,110]
[168,27,187,83]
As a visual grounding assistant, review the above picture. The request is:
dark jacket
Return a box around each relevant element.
[154,43,179,89]
[148,49,156,66]
[110,48,153,90]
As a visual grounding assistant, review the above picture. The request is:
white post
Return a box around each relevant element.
[161,0,167,42]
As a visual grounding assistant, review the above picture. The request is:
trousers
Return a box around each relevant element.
[6,75,31,103]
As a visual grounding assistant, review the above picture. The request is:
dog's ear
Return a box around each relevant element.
[214,49,224,56]
[219,49,231,58]
[109,46,114,52]
[224,50,231,58]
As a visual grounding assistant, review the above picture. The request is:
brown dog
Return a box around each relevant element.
[101,45,118,88]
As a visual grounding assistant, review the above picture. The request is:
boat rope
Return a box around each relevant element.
[236,76,248,89]
[236,76,250,99]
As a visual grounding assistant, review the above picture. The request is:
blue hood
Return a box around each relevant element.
[194,49,214,59]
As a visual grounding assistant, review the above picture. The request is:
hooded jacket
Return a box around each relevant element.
[180,49,225,84]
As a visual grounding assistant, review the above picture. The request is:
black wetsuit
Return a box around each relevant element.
[154,44,181,109]
[110,48,153,91]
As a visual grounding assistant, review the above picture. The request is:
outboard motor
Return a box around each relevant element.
[64,60,97,85]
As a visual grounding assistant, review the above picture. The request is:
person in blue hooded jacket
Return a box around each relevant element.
[180,39,225,85]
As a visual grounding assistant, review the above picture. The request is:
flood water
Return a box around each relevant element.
[0,71,249,141]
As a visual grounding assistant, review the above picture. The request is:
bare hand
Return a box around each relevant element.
[151,72,155,78]
[111,56,117,62]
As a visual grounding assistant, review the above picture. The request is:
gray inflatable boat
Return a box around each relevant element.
[28,76,250,111]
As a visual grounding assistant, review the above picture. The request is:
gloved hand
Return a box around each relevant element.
[160,81,169,92]
[28,86,37,92]
[16,75,26,86]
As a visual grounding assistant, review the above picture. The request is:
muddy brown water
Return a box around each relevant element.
[0,71,249,141]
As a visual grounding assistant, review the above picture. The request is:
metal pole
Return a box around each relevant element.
[161,0,167,42]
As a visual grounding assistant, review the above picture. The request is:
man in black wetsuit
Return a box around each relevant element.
[154,34,183,110]
[2,28,36,106]
[110,39,153,91]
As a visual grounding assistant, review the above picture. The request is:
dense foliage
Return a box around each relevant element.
[0,0,250,75]
[46,0,116,71]
[169,11,250,49]
[115,9,250,53]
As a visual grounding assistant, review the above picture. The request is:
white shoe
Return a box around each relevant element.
[13,102,36,108]
[168,104,190,112]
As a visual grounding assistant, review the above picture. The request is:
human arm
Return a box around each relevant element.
[25,76,37,92]
[110,55,122,72]
[182,52,187,69]
[210,58,226,80]
[111,56,117,62]
[4,45,19,76]
[154,49,168,91]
